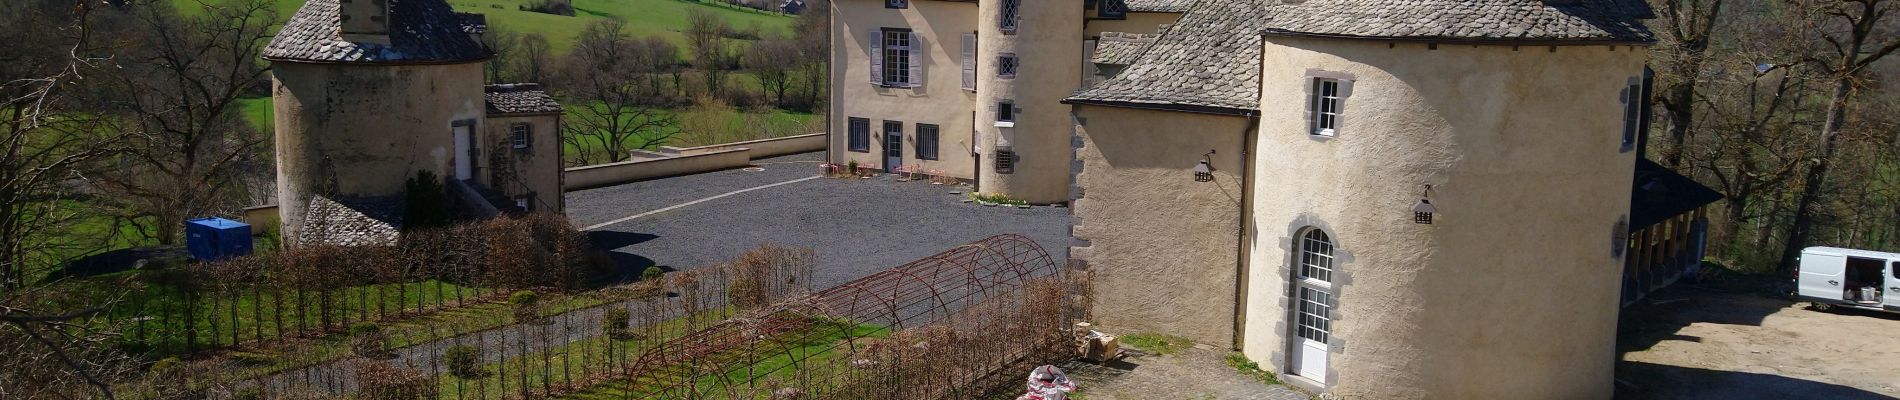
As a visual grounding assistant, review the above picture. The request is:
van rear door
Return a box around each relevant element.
[1887,261,1899,310]
[1798,252,1846,300]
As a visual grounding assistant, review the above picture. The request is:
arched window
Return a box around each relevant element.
[1299,229,1335,283]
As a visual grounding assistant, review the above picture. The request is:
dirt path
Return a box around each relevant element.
[1617,276,1900,399]
[1061,346,1309,400]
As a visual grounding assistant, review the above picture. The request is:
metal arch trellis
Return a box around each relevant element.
[616,234,1072,399]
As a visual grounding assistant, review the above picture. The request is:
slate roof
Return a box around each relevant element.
[1630,158,1723,230]
[1125,0,1195,13]
[485,84,563,115]
[1068,0,1655,114]
[299,196,403,247]
[1260,0,1655,43]
[1092,32,1160,65]
[262,0,490,64]
[1067,0,1266,113]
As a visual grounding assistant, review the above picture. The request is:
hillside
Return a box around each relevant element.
[174,0,796,52]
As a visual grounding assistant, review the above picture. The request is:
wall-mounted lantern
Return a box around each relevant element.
[1192,150,1216,182]
[1412,185,1437,224]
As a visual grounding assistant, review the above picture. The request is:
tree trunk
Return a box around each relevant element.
[1779,78,1855,272]
[1661,79,1698,167]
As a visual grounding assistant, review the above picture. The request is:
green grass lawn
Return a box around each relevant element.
[558,322,890,399]
[172,0,795,54]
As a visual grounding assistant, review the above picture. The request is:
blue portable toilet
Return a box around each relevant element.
[186,217,253,261]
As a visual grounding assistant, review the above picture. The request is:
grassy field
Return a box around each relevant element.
[172,0,796,54]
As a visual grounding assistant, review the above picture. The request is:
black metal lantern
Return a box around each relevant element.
[1192,150,1216,182]
[1412,185,1437,224]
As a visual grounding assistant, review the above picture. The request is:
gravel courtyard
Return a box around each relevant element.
[1617,273,1900,399]
[567,152,1074,289]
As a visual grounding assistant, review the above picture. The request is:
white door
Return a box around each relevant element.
[1886,261,1899,310]
[1290,229,1335,384]
[453,126,473,180]
[1797,252,1845,301]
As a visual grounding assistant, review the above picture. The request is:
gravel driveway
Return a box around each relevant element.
[568,151,1074,289]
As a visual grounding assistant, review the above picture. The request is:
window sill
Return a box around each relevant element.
[994,121,1016,128]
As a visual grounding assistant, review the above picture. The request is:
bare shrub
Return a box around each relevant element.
[355,361,436,400]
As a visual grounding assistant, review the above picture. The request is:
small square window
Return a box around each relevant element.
[1000,0,1021,33]
[997,54,1018,78]
[510,123,532,149]
[996,102,1015,123]
[885,0,907,9]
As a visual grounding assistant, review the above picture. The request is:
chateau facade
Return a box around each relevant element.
[834,0,1712,398]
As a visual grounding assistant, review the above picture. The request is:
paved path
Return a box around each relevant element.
[568,151,1074,290]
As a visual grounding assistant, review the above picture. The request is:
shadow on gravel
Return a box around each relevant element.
[1615,362,1894,400]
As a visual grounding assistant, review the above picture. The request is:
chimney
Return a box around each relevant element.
[339,0,391,44]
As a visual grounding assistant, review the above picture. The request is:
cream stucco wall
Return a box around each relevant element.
[974,0,1083,204]
[1083,12,1181,37]
[481,113,563,212]
[1240,38,1646,399]
[1071,104,1252,346]
[829,0,979,179]
[272,61,486,243]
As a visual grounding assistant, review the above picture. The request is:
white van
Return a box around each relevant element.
[1796,247,1900,313]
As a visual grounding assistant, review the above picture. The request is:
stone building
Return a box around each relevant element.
[1056,0,1728,398]
[263,0,563,246]
[826,0,1189,204]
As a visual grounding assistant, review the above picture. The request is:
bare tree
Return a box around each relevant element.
[687,10,736,98]
[89,0,276,245]
[1649,0,1727,168]
[556,20,679,166]
[0,1,142,397]
[1778,0,1900,271]
[792,1,829,111]
[516,33,554,84]
[0,0,125,290]
[482,27,521,83]
[746,37,799,107]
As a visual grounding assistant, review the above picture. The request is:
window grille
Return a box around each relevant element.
[916,123,940,160]
[1300,229,1334,283]
[994,147,1015,174]
[997,54,1018,78]
[847,117,870,152]
[1297,287,1334,343]
[1311,78,1341,137]
[1098,0,1127,19]
[510,123,531,149]
[1000,0,1020,33]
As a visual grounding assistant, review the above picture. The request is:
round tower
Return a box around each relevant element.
[975,0,1082,204]
[262,0,489,244]
[1240,2,1656,398]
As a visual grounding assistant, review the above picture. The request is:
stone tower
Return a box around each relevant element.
[974,0,1083,204]
[261,0,490,244]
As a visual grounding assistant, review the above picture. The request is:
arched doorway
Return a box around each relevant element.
[1289,228,1335,384]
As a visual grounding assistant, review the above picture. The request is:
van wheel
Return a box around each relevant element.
[1809,302,1834,312]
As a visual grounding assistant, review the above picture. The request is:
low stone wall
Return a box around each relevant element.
[660,133,826,159]
[564,148,753,191]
